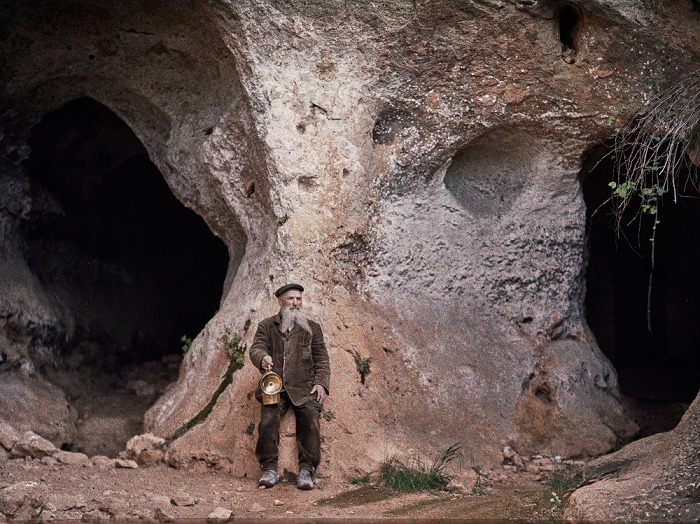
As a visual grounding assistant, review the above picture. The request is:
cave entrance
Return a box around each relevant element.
[23,97,229,456]
[583,143,700,437]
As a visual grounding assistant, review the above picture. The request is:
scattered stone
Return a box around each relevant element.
[125,433,166,466]
[54,450,90,466]
[170,494,197,507]
[273,499,284,506]
[207,507,233,521]
[39,456,57,467]
[153,507,174,522]
[0,422,21,451]
[91,456,115,469]
[251,503,265,513]
[114,459,138,469]
[80,509,111,521]
[144,493,171,506]
[502,446,525,469]
[36,509,54,521]
[47,494,87,511]
[10,431,57,458]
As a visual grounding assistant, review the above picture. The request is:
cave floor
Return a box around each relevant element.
[0,458,572,520]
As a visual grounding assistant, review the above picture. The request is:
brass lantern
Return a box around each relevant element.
[259,371,283,405]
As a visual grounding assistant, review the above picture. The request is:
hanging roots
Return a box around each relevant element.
[610,70,700,232]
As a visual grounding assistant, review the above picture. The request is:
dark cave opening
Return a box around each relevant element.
[582,144,700,436]
[20,97,229,454]
[557,3,579,63]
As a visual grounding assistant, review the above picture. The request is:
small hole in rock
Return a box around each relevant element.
[558,4,580,63]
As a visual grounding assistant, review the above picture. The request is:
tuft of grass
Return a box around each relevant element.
[321,408,335,422]
[354,353,371,385]
[549,467,583,494]
[245,423,255,435]
[349,473,372,486]
[169,326,247,442]
[381,443,463,492]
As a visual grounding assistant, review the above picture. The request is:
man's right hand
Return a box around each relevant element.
[261,355,273,371]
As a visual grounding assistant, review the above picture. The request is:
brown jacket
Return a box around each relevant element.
[249,314,330,406]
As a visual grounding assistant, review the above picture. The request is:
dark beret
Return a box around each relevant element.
[274,283,304,297]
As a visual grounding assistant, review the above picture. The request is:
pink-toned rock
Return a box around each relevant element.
[91,456,116,469]
[53,450,90,466]
[10,431,57,458]
[115,459,138,469]
[0,422,22,452]
[125,433,166,466]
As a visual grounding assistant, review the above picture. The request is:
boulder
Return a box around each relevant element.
[0,422,21,452]
[10,431,56,459]
[91,456,116,469]
[53,450,90,466]
[114,459,138,469]
[125,433,166,466]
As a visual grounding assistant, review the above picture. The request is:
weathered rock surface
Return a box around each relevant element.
[10,432,57,459]
[0,0,698,507]
[125,433,166,466]
[207,507,233,521]
[53,450,90,466]
[565,395,700,521]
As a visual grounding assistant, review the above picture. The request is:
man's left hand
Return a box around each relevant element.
[310,384,327,403]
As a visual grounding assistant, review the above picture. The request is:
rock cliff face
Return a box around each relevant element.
[0,0,698,485]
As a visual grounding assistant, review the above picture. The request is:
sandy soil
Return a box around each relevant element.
[0,455,573,521]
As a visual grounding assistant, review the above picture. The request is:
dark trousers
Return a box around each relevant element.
[256,391,322,473]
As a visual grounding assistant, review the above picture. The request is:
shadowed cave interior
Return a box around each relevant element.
[582,144,700,437]
[21,97,229,455]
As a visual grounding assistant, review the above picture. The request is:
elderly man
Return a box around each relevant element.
[249,283,330,490]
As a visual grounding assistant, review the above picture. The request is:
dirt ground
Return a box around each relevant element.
[0,454,575,521]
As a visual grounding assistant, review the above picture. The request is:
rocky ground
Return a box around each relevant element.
[0,442,580,521]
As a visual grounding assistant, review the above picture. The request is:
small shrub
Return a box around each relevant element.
[471,465,485,495]
[321,409,335,422]
[381,443,463,492]
[220,328,246,368]
[277,215,288,226]
[549,467,583,494]
[245,423,255,435]
[354,353,371,385]
[349,473,372,485]
[180,335,193,354]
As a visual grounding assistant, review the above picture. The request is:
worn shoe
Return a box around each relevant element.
[297,468,314,490]
[258,469,279,488]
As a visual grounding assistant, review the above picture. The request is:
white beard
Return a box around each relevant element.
[279,306,311,334]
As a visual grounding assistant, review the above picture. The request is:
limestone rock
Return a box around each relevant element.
[39,456,57,467]
[91,456,116,470]
[114,459,138,469]
[565,395,700,521]
[502,446,524,470]
[125,433,166,466]
[0,422,21,452]
[0,0,698,507]
[170,494,197,507]
[153,507,175,522]
[11,431,57,459]
[207,507,233,521]
[0,481,43,519]
[53,450,90,466]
